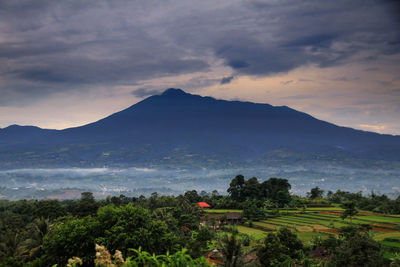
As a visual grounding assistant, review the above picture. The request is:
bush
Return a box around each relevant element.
[239,234,251,246]
[257,227,304,266]
[42,205,180,266]
[329,233,384,267]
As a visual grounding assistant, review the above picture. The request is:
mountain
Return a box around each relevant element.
[1,88,400,169]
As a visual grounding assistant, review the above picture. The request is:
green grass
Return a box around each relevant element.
[354,215,400,224]
[383,251,399,260]
[381,240,400,249]
[237,225,268,240]
[307,207,343,211]
[297,213,386,227]
[296,231,331,243]
[237,225,265,234]
[375,232,400,241]
[263,211,400,233]
[253,221,280,231]
[267,217,311,226]
[265,207,343,213]
[273,214,347,228]
[204,209,242,213]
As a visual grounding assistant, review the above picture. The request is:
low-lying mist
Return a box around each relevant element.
[0,163,399,200]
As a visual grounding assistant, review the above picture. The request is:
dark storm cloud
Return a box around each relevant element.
[283,33,338,48]
[220,76,234,85]
[11,57,208,84]
[208,1,400,76]
[0,0,399,105]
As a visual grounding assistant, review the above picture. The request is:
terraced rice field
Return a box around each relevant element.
[207,207,400,252]
[236,225,268,240]
[204,209,242,213]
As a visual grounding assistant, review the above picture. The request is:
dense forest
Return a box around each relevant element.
[1,175,400,266]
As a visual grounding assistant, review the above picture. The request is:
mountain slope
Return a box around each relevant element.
[0,88,399,168]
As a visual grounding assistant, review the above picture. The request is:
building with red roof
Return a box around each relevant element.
[197,202,211,208]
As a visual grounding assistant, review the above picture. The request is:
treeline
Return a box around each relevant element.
[0,191,212,266]
[326,190,400,214]
[0,175,399,266]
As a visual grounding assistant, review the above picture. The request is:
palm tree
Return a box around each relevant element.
[217,233,242,267]
[0,231,21,258]
[17,217,51,260]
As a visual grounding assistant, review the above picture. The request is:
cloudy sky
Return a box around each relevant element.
[0,0,399,134]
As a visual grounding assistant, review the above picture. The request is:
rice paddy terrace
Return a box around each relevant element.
[204,206,400,258]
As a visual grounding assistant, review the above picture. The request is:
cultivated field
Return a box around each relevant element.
[205,207,400,257]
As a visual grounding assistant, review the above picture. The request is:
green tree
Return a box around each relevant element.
[76,192,99,217]
[242,177,261,200]
[390,252,400,267]
[0,231,21,259]
[308,186,324,199]
[217,233,242,267]
[148,192,159,211]
[330,233,384,267]
[227,175,245,202]
[257,227,304,266]
[242,200,264,221]
[263,199,277,214]
[95,205,179,256]
[184,190,200,203]
[93,246,212,267]
[261,178,291,207]
[17,217,50,261]
[341,201,358,223]
[187,228,214,258]
[33,200,66,219]
[43,204,180,266]
[43,216,99,265]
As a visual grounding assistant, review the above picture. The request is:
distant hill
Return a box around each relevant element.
[1,88,399,169]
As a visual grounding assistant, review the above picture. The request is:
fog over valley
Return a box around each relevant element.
[1,164,399,200]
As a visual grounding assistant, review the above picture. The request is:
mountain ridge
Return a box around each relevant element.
[2,88,397,137]
[0,88,399,168]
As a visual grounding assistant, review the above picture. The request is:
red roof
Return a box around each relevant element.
[197,202,211,208]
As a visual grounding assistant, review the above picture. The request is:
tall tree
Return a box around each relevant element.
[76,192,99,217]
[242,177,261,200]
[261,178,291,206]
[184,190,200,203]
[308,186,324,199]
[227,175,245,202]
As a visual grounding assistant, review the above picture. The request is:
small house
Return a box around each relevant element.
[226,212,242,225]
[197,202,211,208]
